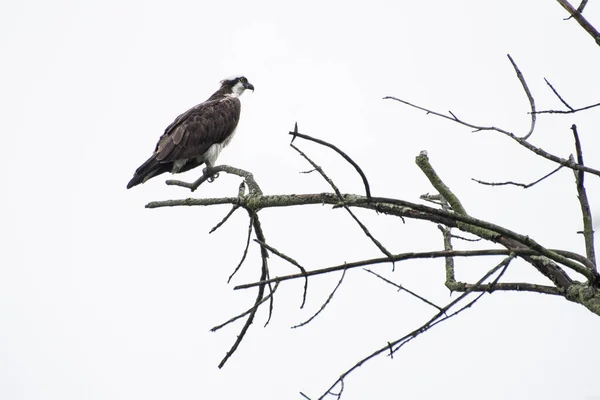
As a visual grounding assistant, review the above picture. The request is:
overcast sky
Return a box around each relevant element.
[2,1,600,399]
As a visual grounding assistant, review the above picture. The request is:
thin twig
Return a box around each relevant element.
[570,125,596,268]
[291,143,395,264]
[210,282,280,332]
[472,165,564,188]
[218,212,270,368]
[535,102,600,115]
[209,205,240,234]
[391,258,512,354]
[316,256,514,399]
[254,239,309,308]
[228,212,254,283]
[449,234,481,242]
[507,54,536,140]
[292,270,346,329]
[383,97,600,178]
[318,379,344,400]
[543,78,574,111]
[290,144,345,199]
[364,269,443,311]
[289,123,372,199]
[388,258,512,357]
[251,213,276,327]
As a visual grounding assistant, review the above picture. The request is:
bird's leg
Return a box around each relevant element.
[203,162,220,183]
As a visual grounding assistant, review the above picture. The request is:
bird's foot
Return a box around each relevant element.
[203,167,220,183]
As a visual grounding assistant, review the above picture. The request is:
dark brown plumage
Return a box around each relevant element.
[127,76,254,189]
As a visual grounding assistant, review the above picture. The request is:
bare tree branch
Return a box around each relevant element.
[139,5,600,392]
[209,205,240,234]
[570,124,596,268]
[415,151,468,215]
[552,248,596,270]
[234,248,562,290]
[315,256,514,399]
[289,123,372,200]
[436,226,560,295]
[415,152,580,288]
[211,282,280,332]
[227,212,254,283]
[576,0,588,13]
[449,234,481,243]
[384,95,600,178]
[472,165,564,188]
[251,213,276,327]
[556,0,600,45]
[438,225,457,286]
[542,78,574,111]
[218,211,271,368]
[292,270,346,329]
[364,268,444,311]
[420,193,449,209]
[166,165,263,195]
[291,143,395,263]
[145,122,600,375]
[147,191,598,281]
[389,258,511,358]
[507,54,536,140]
[448,281,562,295]
[535,101,600,115]
[254,239,309,309]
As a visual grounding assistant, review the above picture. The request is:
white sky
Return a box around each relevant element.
[2,1,600,399]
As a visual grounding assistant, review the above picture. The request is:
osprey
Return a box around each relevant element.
[127,76,254,189]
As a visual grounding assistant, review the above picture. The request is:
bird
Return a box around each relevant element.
[127,76,254,189]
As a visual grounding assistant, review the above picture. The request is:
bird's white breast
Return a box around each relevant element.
[203,127,237,166]
[226,81,246,98]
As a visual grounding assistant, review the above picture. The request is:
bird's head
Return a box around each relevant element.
[221,76,254,98]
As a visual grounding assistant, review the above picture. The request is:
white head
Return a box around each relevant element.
[220,76,254,98]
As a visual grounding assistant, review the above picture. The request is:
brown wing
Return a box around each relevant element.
[154,97,241,163]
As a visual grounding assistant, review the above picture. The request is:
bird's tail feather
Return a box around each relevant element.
[126,174,146,189]
[126,155,167,189]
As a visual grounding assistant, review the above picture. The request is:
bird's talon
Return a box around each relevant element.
[208,172,220,183]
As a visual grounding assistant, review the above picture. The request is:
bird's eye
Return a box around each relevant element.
[239,77,246,83]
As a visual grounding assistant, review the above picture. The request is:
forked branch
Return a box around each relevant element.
[556,0,600,45]
[314,256,515,399]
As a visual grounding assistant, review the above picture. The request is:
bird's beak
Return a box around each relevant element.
[244,82,255,92]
